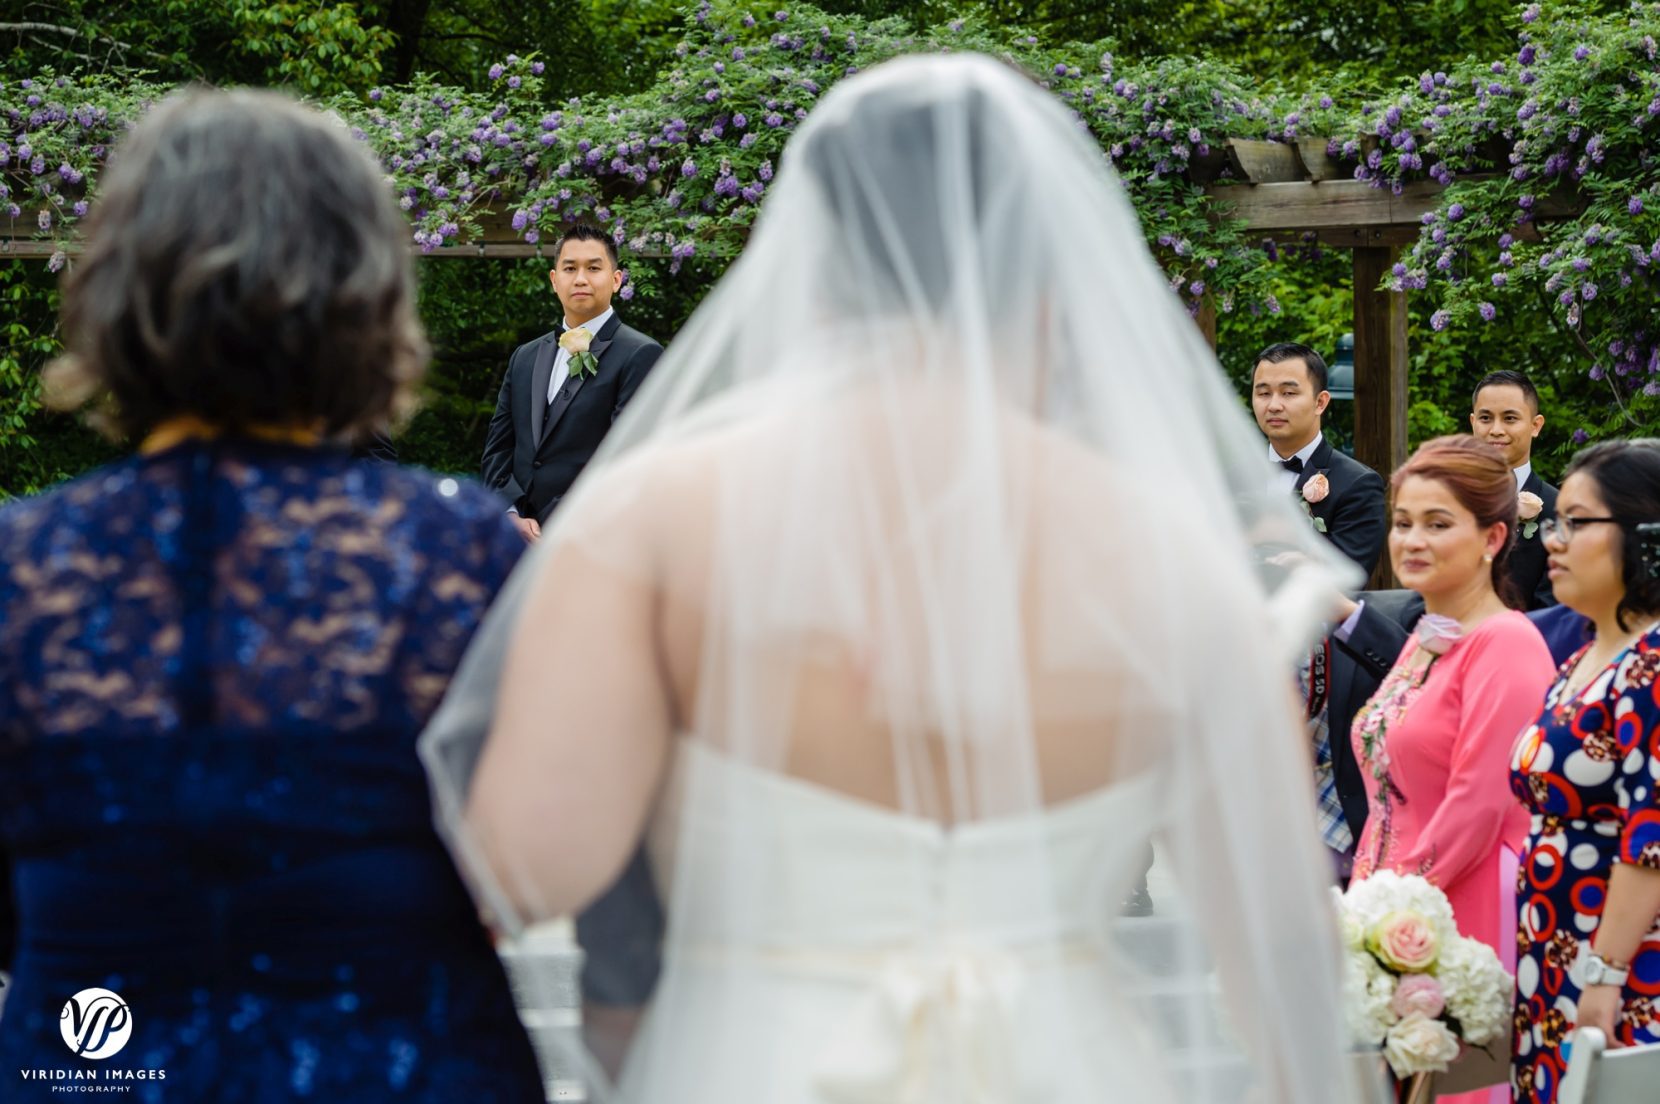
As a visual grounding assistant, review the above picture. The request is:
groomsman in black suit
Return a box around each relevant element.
[1252,342,1388,577]
[1470,369,1557,609]
[1321,589,1425,880]
[480,224,663,540]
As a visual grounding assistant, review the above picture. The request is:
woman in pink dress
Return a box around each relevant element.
[1350,435,1557,1104]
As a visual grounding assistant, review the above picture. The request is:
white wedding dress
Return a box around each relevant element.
[421,52,1369,1104]
[617,740,1188,1104]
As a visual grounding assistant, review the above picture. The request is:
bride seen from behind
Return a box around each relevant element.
[423,53,1371,1104]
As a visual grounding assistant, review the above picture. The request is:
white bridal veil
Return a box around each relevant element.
[422,52,1366,1104]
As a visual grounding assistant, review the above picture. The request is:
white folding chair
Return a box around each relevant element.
[1557,1026,1660,1104]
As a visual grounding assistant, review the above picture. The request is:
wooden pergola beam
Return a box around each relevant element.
[1203,179,1448,234]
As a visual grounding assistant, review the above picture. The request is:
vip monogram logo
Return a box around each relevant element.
[59,988,132,1059]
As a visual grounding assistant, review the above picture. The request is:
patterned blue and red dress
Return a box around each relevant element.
[1509,626,1660,1104]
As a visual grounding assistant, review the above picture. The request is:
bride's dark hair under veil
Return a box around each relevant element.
[422,52,1368,1104]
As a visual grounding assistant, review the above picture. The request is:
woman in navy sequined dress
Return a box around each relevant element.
[0,90,543,1102]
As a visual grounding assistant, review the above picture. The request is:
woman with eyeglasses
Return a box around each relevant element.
[1509,438,1660,1104]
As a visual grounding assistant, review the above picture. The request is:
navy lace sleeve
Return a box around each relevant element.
[0,441,542,1103]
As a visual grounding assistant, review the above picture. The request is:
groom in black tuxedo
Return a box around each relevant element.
[480,224,662,540]
[479,225,666,1062]
[1470,369,1558,610]
[1252,342,1388,577]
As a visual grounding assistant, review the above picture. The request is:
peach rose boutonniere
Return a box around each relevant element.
[1300,472,1330,534]
[558,327,600,378]
[1517,490,1544,540]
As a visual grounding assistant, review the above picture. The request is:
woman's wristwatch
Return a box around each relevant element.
[1584,950,1630,987]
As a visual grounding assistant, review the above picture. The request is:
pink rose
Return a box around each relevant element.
[1390,974,1447,1019]
[1301,472,1330,503]
[1415,613,1464,657]
[1368,910,1440,973]
[1517,490,1544,521]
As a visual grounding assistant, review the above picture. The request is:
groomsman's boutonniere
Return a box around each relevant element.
[559,327,601,378]
[1517,491,1544,540]
[1300,472,1330,534]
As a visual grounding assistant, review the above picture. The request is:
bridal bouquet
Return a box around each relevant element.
[1335,871,1512,1079]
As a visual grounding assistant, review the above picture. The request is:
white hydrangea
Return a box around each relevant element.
[1341,871,1459,944]
[1344,950,1399,1047]
[1438,937,1512,1046]
[1333,886,1366,951]
[1383,1012,1462,1077]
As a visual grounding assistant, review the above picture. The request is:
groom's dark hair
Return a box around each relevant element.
[553,223,619,268]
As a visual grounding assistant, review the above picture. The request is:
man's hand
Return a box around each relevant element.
[512,514,542,543]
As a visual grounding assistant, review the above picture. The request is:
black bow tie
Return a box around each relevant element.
[1279,456,1305,474]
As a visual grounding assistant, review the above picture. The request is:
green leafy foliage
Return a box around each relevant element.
[1,0,1655,496]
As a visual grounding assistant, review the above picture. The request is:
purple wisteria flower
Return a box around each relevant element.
[1572,428,1590,444]
[1430,309,1451,331]
[682,158,698,178]
[1632,196,1646,215]
[532,62,545,75]
[1493,273,1508,287]
[1479,302,1497,321]
[488,64,505,80]
[1574,45,1590,61]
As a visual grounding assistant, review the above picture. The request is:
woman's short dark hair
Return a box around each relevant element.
[1561,438,1660,630]
[44,88,426,442]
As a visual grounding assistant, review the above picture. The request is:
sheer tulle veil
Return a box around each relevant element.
[421,52,1368,1104]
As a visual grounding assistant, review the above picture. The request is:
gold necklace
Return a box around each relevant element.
[1560,617,1660,700]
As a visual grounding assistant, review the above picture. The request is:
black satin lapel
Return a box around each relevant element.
[529,338,558,443]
